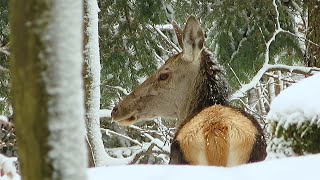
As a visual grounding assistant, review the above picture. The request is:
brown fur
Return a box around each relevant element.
[172,105,260,166]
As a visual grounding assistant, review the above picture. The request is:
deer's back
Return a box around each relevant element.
[170,105,266,166]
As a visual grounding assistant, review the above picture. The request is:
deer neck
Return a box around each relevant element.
[176,52,230,126]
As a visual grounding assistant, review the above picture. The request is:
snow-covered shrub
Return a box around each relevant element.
[267,73,320,158]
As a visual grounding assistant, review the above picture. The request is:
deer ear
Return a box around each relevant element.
[172,20,183,48]
[182,16,204,62]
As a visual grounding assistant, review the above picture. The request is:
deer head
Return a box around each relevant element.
[111,16,229,126]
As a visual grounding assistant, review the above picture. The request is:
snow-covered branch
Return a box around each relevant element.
[230,37,247,61]
[155,24,173,31]
[0,46,10,56]
[264,0,282,65]
[231,0,320,100]
[282,29,320,48]
[102,128,142,147]
[105,85,129,95]
[267,64,320,74]
[146,24,181,52]
[231,64,320,100]
[99,109,111,118]
[0,65,9,73]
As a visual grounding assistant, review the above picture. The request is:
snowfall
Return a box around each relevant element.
[1,73,320,180]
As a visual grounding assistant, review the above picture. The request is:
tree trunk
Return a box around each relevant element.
[9,0,87,179]
[83,0,109,166]
[305,1,320,67]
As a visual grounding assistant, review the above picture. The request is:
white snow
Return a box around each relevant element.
[267,72,320,125]
[98,109,112,118]
[0,115,8,123]
[7,154,320,180]
[0,154,18,180]
[87,154,320,180]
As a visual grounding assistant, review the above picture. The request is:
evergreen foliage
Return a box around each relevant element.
[99,0,168,108]
[0,0,10,115]
[269,120,320,156]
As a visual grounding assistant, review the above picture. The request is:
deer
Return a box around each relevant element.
[111,15,267,166]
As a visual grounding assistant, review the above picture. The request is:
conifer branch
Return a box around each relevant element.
[231,0,320,100]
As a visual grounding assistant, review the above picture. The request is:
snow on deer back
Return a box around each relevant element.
[111,16,266,166]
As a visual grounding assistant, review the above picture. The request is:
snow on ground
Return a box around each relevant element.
[3,153,320,179]
[0,154,19,180]
[267,72,320,125]
[87,154,320,180]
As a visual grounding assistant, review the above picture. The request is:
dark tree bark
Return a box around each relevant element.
[305,1,320,67]
[9,0,87,179]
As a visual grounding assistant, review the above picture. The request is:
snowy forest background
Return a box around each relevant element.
[0,0,320,179]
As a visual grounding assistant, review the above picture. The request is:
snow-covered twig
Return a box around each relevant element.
[102,128,142,147]
[0,115,13,129]
[99,109,112,118]
[231,64,320,100]
[227,63,242,86]
[266,64,320,74]
[146,24,181,52]
[238,98,266,125]
[128,143,156,164]
[0,46,10,56]
[282,29,320,48]
[0,65,9,73]
[264,72,296,83]
[230,23,255,62]
[230,37,247,61]
[105,85,129,95]
[155,24,173,31]
[129,125,154,140]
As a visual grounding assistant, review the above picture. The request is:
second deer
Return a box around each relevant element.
[111,16,267,166]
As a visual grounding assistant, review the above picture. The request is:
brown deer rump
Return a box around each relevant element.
[169,105,266,166]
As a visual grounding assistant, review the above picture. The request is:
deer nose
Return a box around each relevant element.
[111,105,118,118]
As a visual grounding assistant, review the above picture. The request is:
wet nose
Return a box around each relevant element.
[111,105,118,118]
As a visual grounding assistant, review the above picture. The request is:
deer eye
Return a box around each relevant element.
[158,73,169,81]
